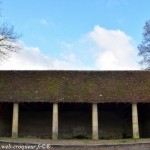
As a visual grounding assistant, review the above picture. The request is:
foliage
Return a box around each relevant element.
[0,23,20,61]
[138,20,150,70]
[0,1,20,61]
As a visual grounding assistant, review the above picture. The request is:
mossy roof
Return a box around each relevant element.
[0,71,149,103]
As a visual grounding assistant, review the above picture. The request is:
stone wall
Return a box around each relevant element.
[59,110,92,139]
[59,109,132,139]
[19,111,52,138]
[1,103,150,139]
[99,111,132,139]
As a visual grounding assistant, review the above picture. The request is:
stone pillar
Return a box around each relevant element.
[92,103,98,140]
[52,103,58,139]
[12,103,19,138]
[132,103,139,138]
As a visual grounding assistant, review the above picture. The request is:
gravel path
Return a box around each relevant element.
[0,138,150,150]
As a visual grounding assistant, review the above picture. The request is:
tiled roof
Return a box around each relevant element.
[0,71,149,103]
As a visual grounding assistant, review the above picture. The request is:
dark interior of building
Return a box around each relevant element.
[19,102,52,138]
[0,103,12,137]
[59,103,92,139]
[138,103,150,138]
[98,103,132,139]
[0,102,150,139]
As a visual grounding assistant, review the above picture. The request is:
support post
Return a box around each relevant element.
[92,103,98,140]
[12,103,19,138]
[52,103,58,139]
[132,103,139,138]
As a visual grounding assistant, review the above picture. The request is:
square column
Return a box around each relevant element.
[132,103,139,138]
[12,103,19,138]
[52,103,58,139]
[92,103,98,140]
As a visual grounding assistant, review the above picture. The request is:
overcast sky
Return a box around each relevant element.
[0,0,149,70]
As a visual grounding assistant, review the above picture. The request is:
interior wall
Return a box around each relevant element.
[98,103,132,139]
[19,103,52,138]
[0,102,149,139]
[59,103,92,139]
[0,103,12,137]
[138,103,150,138]
[0,102,133,139]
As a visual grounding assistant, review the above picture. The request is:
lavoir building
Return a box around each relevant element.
[0,71,149,140]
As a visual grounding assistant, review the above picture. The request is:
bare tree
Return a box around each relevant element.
[0,23,20,61]
[138,20,150,70]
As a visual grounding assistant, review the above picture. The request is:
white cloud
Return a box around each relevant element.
[0,25,139,70]
[61,41,74,50]
[87,25,139,70]
[0,44,82,70]
[61,52,76,63]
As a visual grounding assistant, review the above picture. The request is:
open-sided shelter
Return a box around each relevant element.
[0,71,150,139]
